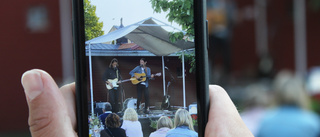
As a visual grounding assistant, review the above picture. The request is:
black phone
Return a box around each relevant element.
[72,0,209,136]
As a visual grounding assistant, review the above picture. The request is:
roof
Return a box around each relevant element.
[85,43,119,50]
[86,17,194,56]
[118,43,144,50]
[85,43,194,56]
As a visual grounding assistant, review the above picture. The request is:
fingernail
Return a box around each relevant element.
[21,70,44,100]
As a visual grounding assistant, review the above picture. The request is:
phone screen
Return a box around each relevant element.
[75,0,208,137]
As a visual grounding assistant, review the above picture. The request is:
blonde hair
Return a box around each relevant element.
[123,108,138,121]
[272,70,310,109]
[157,116,173,130]
[174,109,194,131]
[243,83,270,108]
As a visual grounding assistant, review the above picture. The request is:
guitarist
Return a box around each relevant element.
[129,58,154,114]
[102,58,121,113]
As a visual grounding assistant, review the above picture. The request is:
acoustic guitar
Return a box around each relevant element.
[131,72,161,85]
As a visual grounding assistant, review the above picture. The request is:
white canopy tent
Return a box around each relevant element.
[86,17,194,115]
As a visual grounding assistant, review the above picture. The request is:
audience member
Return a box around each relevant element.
[99,103,112,129]
[94,102,104,116]
[121,108,143,137]
[240,83,270,136]
[257,70,320,137]
[149,116,173,137]
[166,109,197,137]
[100,113,126,137]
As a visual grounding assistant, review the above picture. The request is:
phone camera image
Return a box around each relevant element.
[73,0,208,137]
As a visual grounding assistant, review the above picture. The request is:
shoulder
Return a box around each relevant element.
[190,130,198,136]
[115,127,126,132]
[122,120,128,125]
[130,66,140,72]
[100,130,110,137]
[166,127,198,136]
[300,110,320,128]
[149,132,155,137]
[166,128,175,134]
[134,120,142,126]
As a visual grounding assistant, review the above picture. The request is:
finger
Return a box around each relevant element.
[21,69,77,137]
[60,83,76,130]
[205,85,253,137]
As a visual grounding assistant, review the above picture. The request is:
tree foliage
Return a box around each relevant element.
[150,0,195,73]
[84,0,104,41]
[309,0,320,12]
[150,0,194,42]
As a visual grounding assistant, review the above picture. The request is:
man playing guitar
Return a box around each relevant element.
[129,58,154,114]
[102,58,121,113]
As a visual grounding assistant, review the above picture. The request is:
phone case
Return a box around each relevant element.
[72,1,209,137]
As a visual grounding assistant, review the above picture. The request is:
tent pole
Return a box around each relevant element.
[162,56,166,96]
[89,43,94,116]
[294,0,307,77]
[182,51,186,109]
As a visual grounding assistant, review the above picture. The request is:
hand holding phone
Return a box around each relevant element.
[21,69,77,137]
[20,70,253,137]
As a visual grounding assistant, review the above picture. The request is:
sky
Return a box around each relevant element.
[90,0,181,33]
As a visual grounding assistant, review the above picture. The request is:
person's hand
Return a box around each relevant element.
[108,82,113,88]
[21,69,77,137]
[21,69,252,137]
[205,85,253,137]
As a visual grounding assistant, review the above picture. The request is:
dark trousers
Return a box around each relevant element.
[136,84,149,111]
[108,88,119,113]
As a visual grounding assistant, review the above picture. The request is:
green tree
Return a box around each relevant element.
[84,0,104,41]
[309,0,320,12]
[150,0,194,42]
[150,0,195,73]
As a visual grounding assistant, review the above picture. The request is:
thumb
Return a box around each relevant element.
[21,69,76,137]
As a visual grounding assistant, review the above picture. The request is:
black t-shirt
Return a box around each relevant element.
[103,67,121,81]
[101,128,126,137]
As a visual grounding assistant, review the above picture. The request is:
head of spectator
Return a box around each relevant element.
[174,109,194,131]
[106,113,121,128]
[123,108,138,121]
[242,83,271,109]
[272,70,310,110]
[103,102,112,113]
[157,116,173,130]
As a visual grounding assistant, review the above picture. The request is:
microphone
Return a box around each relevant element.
[167,81,171,88]
[165,66,169,70]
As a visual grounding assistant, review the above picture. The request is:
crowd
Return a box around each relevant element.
[95,106,197,137]
[240,70,320,137]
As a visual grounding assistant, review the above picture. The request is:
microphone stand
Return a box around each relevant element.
[163,67,175,110]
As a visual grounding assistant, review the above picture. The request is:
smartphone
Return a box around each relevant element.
[72,0,209,137]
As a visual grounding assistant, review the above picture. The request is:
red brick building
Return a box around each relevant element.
[1,0,319,136]
[0,0,72,135]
